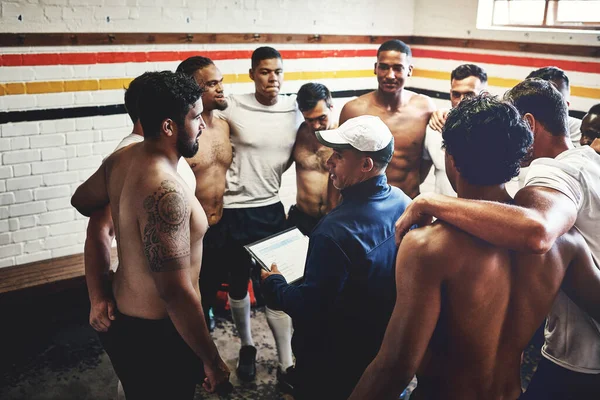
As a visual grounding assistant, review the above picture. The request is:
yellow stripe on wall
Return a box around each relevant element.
[64,79,100,92]
[571,86,600,99]
[4,82,26,95]
[1,69,598,99]
[413,69,449,80]
[98,78,133,91]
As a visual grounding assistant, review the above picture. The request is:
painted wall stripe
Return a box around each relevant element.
[413,49,600,74]
[2,68,598,99]
[0,49,376,67]
[0,104,126,124]
[1,48,599,74]
[0,88,586,125]
[0,89,372,124]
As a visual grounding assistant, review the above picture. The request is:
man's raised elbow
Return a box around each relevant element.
[526,222,554,254]
[71,190,91,217]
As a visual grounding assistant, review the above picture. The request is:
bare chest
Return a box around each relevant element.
[294,142,331,172]
[189,196,209,245]
[189,132,232,171]
[379,111,428,152]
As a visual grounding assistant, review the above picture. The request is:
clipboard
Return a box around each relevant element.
[244,227,309,284]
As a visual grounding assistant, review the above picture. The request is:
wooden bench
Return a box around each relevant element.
[0,248,118,301]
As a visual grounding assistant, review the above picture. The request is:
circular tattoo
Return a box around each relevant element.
[143,195,155,211]
[161,180,176,191]
[158,192,186,225]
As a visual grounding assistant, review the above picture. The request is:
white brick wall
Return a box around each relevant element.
[0,0,417,36]
[13,164,32,177]
[0,114,131,267]
[6,176,43,191]
[3,150,41,165]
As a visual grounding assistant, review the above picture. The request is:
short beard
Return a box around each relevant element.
[214,99,228,111]
[176,125,199,158]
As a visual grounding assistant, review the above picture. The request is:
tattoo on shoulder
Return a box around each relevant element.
[142,180,190,272]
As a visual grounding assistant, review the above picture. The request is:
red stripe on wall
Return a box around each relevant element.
[0,49,376,67]
[411,49,600,74]
[61,53,98,64]
[1,48,598,74]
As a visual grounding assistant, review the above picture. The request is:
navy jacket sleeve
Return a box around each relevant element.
[263,234,350,322]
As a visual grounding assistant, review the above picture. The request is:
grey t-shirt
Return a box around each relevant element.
[526,146,600,373]
[422,126,456,197]
[219,93,303,209]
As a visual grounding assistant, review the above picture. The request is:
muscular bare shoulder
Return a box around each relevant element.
[294,122,312,144]
[339,92,376,123]
[405,90,436,112]
[543,227,587,263]
[400,222,478,277]
[105,143,139,180]
[212,117,230,136]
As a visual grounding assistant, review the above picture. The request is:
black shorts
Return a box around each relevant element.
[204,202,287,299]
[199,219,229,308]
[286,204,322,236]
[98,311,204,400]
[519,357,600,400]
[221,201,287,245]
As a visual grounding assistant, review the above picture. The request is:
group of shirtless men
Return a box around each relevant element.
[71,39,600,399]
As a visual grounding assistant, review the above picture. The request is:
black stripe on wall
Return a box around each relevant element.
[0,88,586,124]
[0,104,126,125]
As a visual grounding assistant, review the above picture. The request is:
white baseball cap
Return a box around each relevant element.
[316,115,394,162]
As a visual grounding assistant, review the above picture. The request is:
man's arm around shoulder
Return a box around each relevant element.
[396,186,577,254]
[349,227,445,399]
[72,162,110,217]
[85,205,116,332]
[136,178,229,392]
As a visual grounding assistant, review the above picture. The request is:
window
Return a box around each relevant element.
[491,0,600,30]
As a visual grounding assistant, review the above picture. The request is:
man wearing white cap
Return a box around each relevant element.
[260,115,411,400]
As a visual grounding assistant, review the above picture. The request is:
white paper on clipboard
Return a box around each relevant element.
[244,227,309,284]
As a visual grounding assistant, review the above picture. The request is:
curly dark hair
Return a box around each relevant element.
[443,94,533,185]
[124,72,157,124]
[176,56,214,76]
[137,71,203,139]
[504,78,569,137]
[297,83,332,112]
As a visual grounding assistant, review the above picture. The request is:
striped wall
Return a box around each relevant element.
[2,44,599,113]
[0,42,599,267]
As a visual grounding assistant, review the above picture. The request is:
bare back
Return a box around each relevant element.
[293,122,333,218]
[340,90,433,198]
[409,223,585,400]
[186,118,232,226]
[103,144,138,243]
[113,145,208,319]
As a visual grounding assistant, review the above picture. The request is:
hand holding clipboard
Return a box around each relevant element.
[244,227,309,284]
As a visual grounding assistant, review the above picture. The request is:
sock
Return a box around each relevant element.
[265,306,294,370]
[229,293,254,347]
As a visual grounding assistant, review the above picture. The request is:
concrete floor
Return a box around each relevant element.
[0,286,291,400]
[0,283,541,400]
